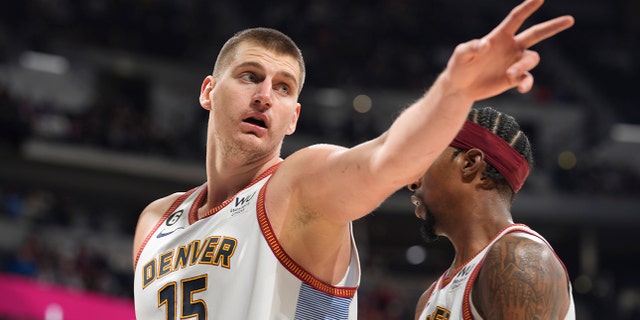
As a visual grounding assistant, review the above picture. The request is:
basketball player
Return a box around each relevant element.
[132,1,574,318]
[409,107,575,319]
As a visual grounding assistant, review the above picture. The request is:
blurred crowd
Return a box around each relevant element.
[3,76,638,198]
[0,185,133,299]
[0,0,637,117]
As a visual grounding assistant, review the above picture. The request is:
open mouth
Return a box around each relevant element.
[243,117,267,128]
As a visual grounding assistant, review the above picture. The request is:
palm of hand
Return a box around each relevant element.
[442,0,574,102]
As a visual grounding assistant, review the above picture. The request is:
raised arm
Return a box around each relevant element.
[280,0,574,224]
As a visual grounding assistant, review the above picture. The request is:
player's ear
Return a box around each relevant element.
[200,76,216,110]
[462,148,494,189]
[461,148,484,175]
[285,103,301,135]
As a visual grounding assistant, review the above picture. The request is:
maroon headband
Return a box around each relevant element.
[450,120,530,193]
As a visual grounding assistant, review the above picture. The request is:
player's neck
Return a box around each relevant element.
[204,156,282,210]
[447,219,513,272]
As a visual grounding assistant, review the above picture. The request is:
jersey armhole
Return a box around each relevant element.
[133,186,200,268]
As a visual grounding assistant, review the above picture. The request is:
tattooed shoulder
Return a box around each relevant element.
[473,232,570,319]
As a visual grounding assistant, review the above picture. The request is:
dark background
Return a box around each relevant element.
[1,0,639,318]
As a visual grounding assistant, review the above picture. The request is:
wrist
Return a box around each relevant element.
[429,71,475,107]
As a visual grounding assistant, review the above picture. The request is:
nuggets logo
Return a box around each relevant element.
[426,306,451,320]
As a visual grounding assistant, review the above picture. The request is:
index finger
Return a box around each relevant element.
[494,0,544,36]
[515,15,575,48]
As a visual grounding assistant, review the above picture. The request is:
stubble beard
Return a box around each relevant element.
[218,133,281,165]
[419,207,439,243]
[221,139,263,163]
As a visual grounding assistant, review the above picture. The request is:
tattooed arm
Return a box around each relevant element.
[472,232,572,319]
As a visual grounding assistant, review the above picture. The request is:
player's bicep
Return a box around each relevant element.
[280,142,396,225]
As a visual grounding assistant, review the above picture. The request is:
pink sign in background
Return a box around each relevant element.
[0,273,135,320]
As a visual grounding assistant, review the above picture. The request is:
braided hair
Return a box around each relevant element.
[464,106,534,198]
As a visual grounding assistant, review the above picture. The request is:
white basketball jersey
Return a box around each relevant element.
[134,165,360,319]
[417,224,575,320]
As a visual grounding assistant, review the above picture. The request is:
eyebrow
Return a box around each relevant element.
[235,61,299,90]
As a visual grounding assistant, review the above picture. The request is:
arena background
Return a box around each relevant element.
[0,0,639,319]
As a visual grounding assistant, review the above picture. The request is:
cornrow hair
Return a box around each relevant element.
[468,106,535,194]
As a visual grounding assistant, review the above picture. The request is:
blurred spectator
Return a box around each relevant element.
[6,236,40,277]
[0,85,30,148]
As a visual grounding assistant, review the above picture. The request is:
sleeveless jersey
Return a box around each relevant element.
[134,165,360,319]
[417,224,575,320]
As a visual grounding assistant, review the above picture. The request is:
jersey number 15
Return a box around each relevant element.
[158,275,208,319]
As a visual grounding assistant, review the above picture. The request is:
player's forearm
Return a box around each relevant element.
[374,71,474,180]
